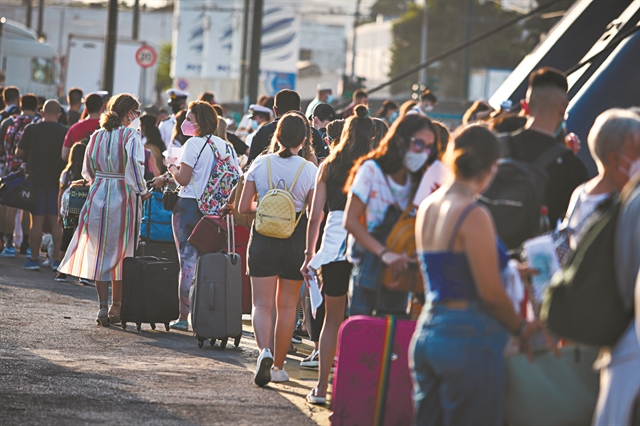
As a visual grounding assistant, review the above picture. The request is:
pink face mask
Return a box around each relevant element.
[181,120,197,136]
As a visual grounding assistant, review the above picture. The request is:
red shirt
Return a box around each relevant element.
[63,118,100,148]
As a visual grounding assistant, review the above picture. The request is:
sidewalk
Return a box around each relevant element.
[0,254,331,425]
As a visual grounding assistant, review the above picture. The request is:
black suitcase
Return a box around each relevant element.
[121,196,180,332]
[137,239,179,264]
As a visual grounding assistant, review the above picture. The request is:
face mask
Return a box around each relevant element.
[326,94,334,104]
[619,154,640,178]
[553,120,567,139]
[128,116,140,131]
[389,111,399,123]
[251,119,259,130]
[403,150,429,173]
[181,120,197,136]
[423,105,434,113]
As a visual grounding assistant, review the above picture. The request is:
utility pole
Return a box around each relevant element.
[36,0,44,40]
[239,0,251,104]
[247,0,263,105]
[132,0,140,41]
[462,0,473,100]
[103,0,118,95]
[419,0,428,86]
[25,0,33,29]
[350,0,361,80]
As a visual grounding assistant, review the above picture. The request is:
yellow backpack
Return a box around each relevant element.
[255,156,307,239]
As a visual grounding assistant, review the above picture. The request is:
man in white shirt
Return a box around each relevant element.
[158,89,189,149]
[305,83,333,119]
[244,104,273,149]
[410,89,438,116]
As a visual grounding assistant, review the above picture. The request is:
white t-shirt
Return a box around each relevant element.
[178,135,241,199]
[413,160,453,206]
[348,159,413,232]
[246,154,317,211]
[563,184,610,248]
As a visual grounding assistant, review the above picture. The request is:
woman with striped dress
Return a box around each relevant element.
[58,94,151,326]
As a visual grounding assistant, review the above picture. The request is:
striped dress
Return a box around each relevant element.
[58,126,147,281]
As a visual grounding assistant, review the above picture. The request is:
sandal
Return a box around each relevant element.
[109,302,121,325]
[97,302,109,327]
[306,388,327,405]
[170,320,189,331]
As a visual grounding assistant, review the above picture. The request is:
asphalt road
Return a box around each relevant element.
[0,254,331,425]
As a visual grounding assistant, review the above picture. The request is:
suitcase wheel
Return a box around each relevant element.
[219,338,228,349]
[234,335,241,348]
[150,323,156,331]
[197,338,204,349]
[164,323,170,332]
[136,323,142,332]
[210,339,216,347]
[122,322,127,330]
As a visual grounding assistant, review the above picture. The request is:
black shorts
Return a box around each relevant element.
[319,261,352,297]
[247,216,307,280]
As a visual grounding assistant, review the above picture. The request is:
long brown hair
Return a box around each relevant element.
[100,94,140,132]
[344,113,436,193]
[323,105,373,187]
[63,142,87,182]
[270,111,308,158]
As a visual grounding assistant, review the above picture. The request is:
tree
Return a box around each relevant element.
[370,0,412,18]
[155,41,173,101]
[388,0,541,99]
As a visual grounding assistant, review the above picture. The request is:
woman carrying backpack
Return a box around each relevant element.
[152,101,241,331]
[238,112,318,386]
[301,105,373,404]
[343,114,436,316]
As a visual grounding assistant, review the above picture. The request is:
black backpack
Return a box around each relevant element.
[479,138,570,251]
[541,194,633,347]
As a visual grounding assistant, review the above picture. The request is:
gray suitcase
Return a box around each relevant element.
[190,215,243,349]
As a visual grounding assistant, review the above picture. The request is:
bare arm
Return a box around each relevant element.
[300,176,325,280]
[238,179,258,215]
[168,162,193,187]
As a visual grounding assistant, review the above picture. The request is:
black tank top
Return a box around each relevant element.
[326,181,347,212]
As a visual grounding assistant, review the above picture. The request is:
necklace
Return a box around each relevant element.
[448,181,476,200]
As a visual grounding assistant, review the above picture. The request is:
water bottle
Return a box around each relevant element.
[539,205,551,234]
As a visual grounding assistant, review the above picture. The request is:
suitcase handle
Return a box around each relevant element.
[226,214,236,256]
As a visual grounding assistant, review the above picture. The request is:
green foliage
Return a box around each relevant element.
[370,0,412,18]
[155,41,173,93]
[388,0,540,98]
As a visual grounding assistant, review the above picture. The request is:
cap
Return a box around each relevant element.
[166,88,190,100]
[313,103,336,122]
[249,104,273,116]
[316,83,332,92]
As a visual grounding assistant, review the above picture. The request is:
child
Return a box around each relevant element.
[56,142,87,282]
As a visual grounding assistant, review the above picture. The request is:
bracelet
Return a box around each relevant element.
[511,319,526,337]
[378,248,390,258]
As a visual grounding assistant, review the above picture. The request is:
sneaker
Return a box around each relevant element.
[254,348,274,386]
[79,278,94,286]
[52,261,60,271]
[300,349,319,369]
[169,320,189,331]
[1,246,16,258]
[22,258,40,270]
[43,258,52,268]
[270,366,289,383]
[55,272,68,282]
[291,333,303,344]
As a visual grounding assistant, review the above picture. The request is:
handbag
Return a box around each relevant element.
[541,194,633,347]
[187,215,229,254]
[0,168,35,211]
[381,203,424,294]
[233,175,255,229]
[162,186,179,211]
[505,346,600,426]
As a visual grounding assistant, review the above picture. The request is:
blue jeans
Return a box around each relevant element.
[409,302,509,426]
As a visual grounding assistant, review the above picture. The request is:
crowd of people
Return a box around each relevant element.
[0,64,639,425]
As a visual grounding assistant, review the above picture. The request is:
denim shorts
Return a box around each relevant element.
[33,187,59,216]
[409,301,509,426]
[247,215,307,280]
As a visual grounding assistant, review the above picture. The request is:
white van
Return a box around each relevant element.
[0,18,57,98]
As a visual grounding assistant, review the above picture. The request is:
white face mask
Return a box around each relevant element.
[128,116,141,131]
[403,150,429,173]
[620,154,640,178]
[423,104,434,113]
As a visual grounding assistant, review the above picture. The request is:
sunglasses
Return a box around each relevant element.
[410,137,433,152]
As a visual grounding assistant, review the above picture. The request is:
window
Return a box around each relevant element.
[31,57,54,85]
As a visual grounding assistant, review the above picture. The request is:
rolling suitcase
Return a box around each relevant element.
[331,315,416,426]
[121,196,180,331]
[190,215,243,349]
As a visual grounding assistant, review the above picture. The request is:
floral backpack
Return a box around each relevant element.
[194,137,240,215]
[3,114,41,172]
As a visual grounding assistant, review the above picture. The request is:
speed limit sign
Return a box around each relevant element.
[136,45,157,68]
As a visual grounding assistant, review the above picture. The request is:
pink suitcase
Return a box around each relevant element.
[331,315,417,426]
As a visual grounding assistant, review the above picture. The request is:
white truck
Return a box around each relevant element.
[64,35,156,104]
[0,18,58,98]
